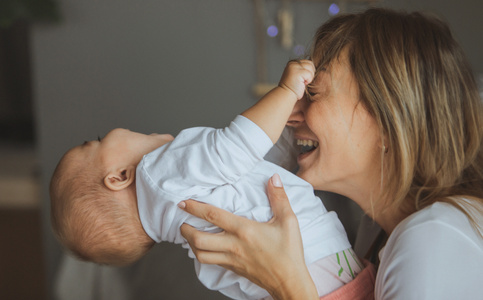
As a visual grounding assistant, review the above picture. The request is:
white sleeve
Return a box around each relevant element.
[376,220,483,300]
[137,115,274,243]
[140,115,273,199]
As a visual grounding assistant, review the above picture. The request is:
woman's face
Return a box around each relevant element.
[287,53,382,199]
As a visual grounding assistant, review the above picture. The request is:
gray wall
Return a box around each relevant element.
[32,0,483,298]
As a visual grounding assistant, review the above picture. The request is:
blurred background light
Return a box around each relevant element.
[293,44,305,56]
[329,3,340,16]
[267,25,279,37]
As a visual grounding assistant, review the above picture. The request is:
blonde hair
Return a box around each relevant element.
[50,149,154,265]
[310,8,483,234]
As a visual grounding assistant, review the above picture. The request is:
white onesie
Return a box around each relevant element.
[136,115,352,299]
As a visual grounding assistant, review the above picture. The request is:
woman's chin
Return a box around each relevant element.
[295,168,314,185]
[296,166,329,191]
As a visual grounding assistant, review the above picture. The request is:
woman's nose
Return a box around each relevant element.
[286,98,306,127]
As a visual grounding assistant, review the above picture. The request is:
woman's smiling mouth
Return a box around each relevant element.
[297,139,319,154]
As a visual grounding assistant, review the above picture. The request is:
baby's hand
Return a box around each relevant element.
[278,60,315,100]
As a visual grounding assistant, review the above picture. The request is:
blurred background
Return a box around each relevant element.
[1,0,482,299]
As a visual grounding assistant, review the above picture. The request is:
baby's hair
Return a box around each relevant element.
[50,149,154,266]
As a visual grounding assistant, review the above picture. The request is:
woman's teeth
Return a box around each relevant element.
[296,139,319,148]
[297,139,319,153]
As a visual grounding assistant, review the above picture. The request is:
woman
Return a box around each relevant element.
[179,8,483,299]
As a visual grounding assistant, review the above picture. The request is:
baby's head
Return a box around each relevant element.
[50,128,174,265]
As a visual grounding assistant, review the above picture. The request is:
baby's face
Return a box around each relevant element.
[71,128,174,169]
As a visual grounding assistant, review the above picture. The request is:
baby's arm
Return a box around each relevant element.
[242,60,315,144]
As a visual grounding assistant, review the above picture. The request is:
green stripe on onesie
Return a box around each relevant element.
[336,249,363,279]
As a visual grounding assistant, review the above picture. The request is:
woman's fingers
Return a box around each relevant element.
[179,173,297,232]
[178,174,312,298]
[178,199,245,233]
[180,223,232,264]
[267,174,305,261]
[180,223,231,252]
[267,174,298,224]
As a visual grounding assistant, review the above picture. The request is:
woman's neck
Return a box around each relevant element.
[372,207,408,235]
[350,188,411,235]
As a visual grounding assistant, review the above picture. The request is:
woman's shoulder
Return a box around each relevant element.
[376,200,483,299]
[388,200,482,250]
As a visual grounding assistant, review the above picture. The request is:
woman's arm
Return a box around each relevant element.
[179,174,319,300]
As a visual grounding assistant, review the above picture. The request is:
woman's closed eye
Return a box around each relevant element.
[305,87,318,102]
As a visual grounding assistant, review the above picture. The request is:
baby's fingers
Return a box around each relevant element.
[299,60,316,85]
[281,60,316,99]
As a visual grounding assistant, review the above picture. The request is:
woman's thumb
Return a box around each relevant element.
[267,174,294,219]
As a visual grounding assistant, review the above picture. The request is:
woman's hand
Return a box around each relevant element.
[179,174,319,300]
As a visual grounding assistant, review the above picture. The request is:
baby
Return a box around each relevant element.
[50,60,362,300]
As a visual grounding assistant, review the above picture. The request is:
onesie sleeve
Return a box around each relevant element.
[141,115,273,198]
[137,115,274,243]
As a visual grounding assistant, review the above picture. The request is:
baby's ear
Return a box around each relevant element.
[104,166,135,191]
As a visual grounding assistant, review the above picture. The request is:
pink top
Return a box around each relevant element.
[320,261,376,300]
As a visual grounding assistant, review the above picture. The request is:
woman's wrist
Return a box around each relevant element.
[267,265,319,300]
